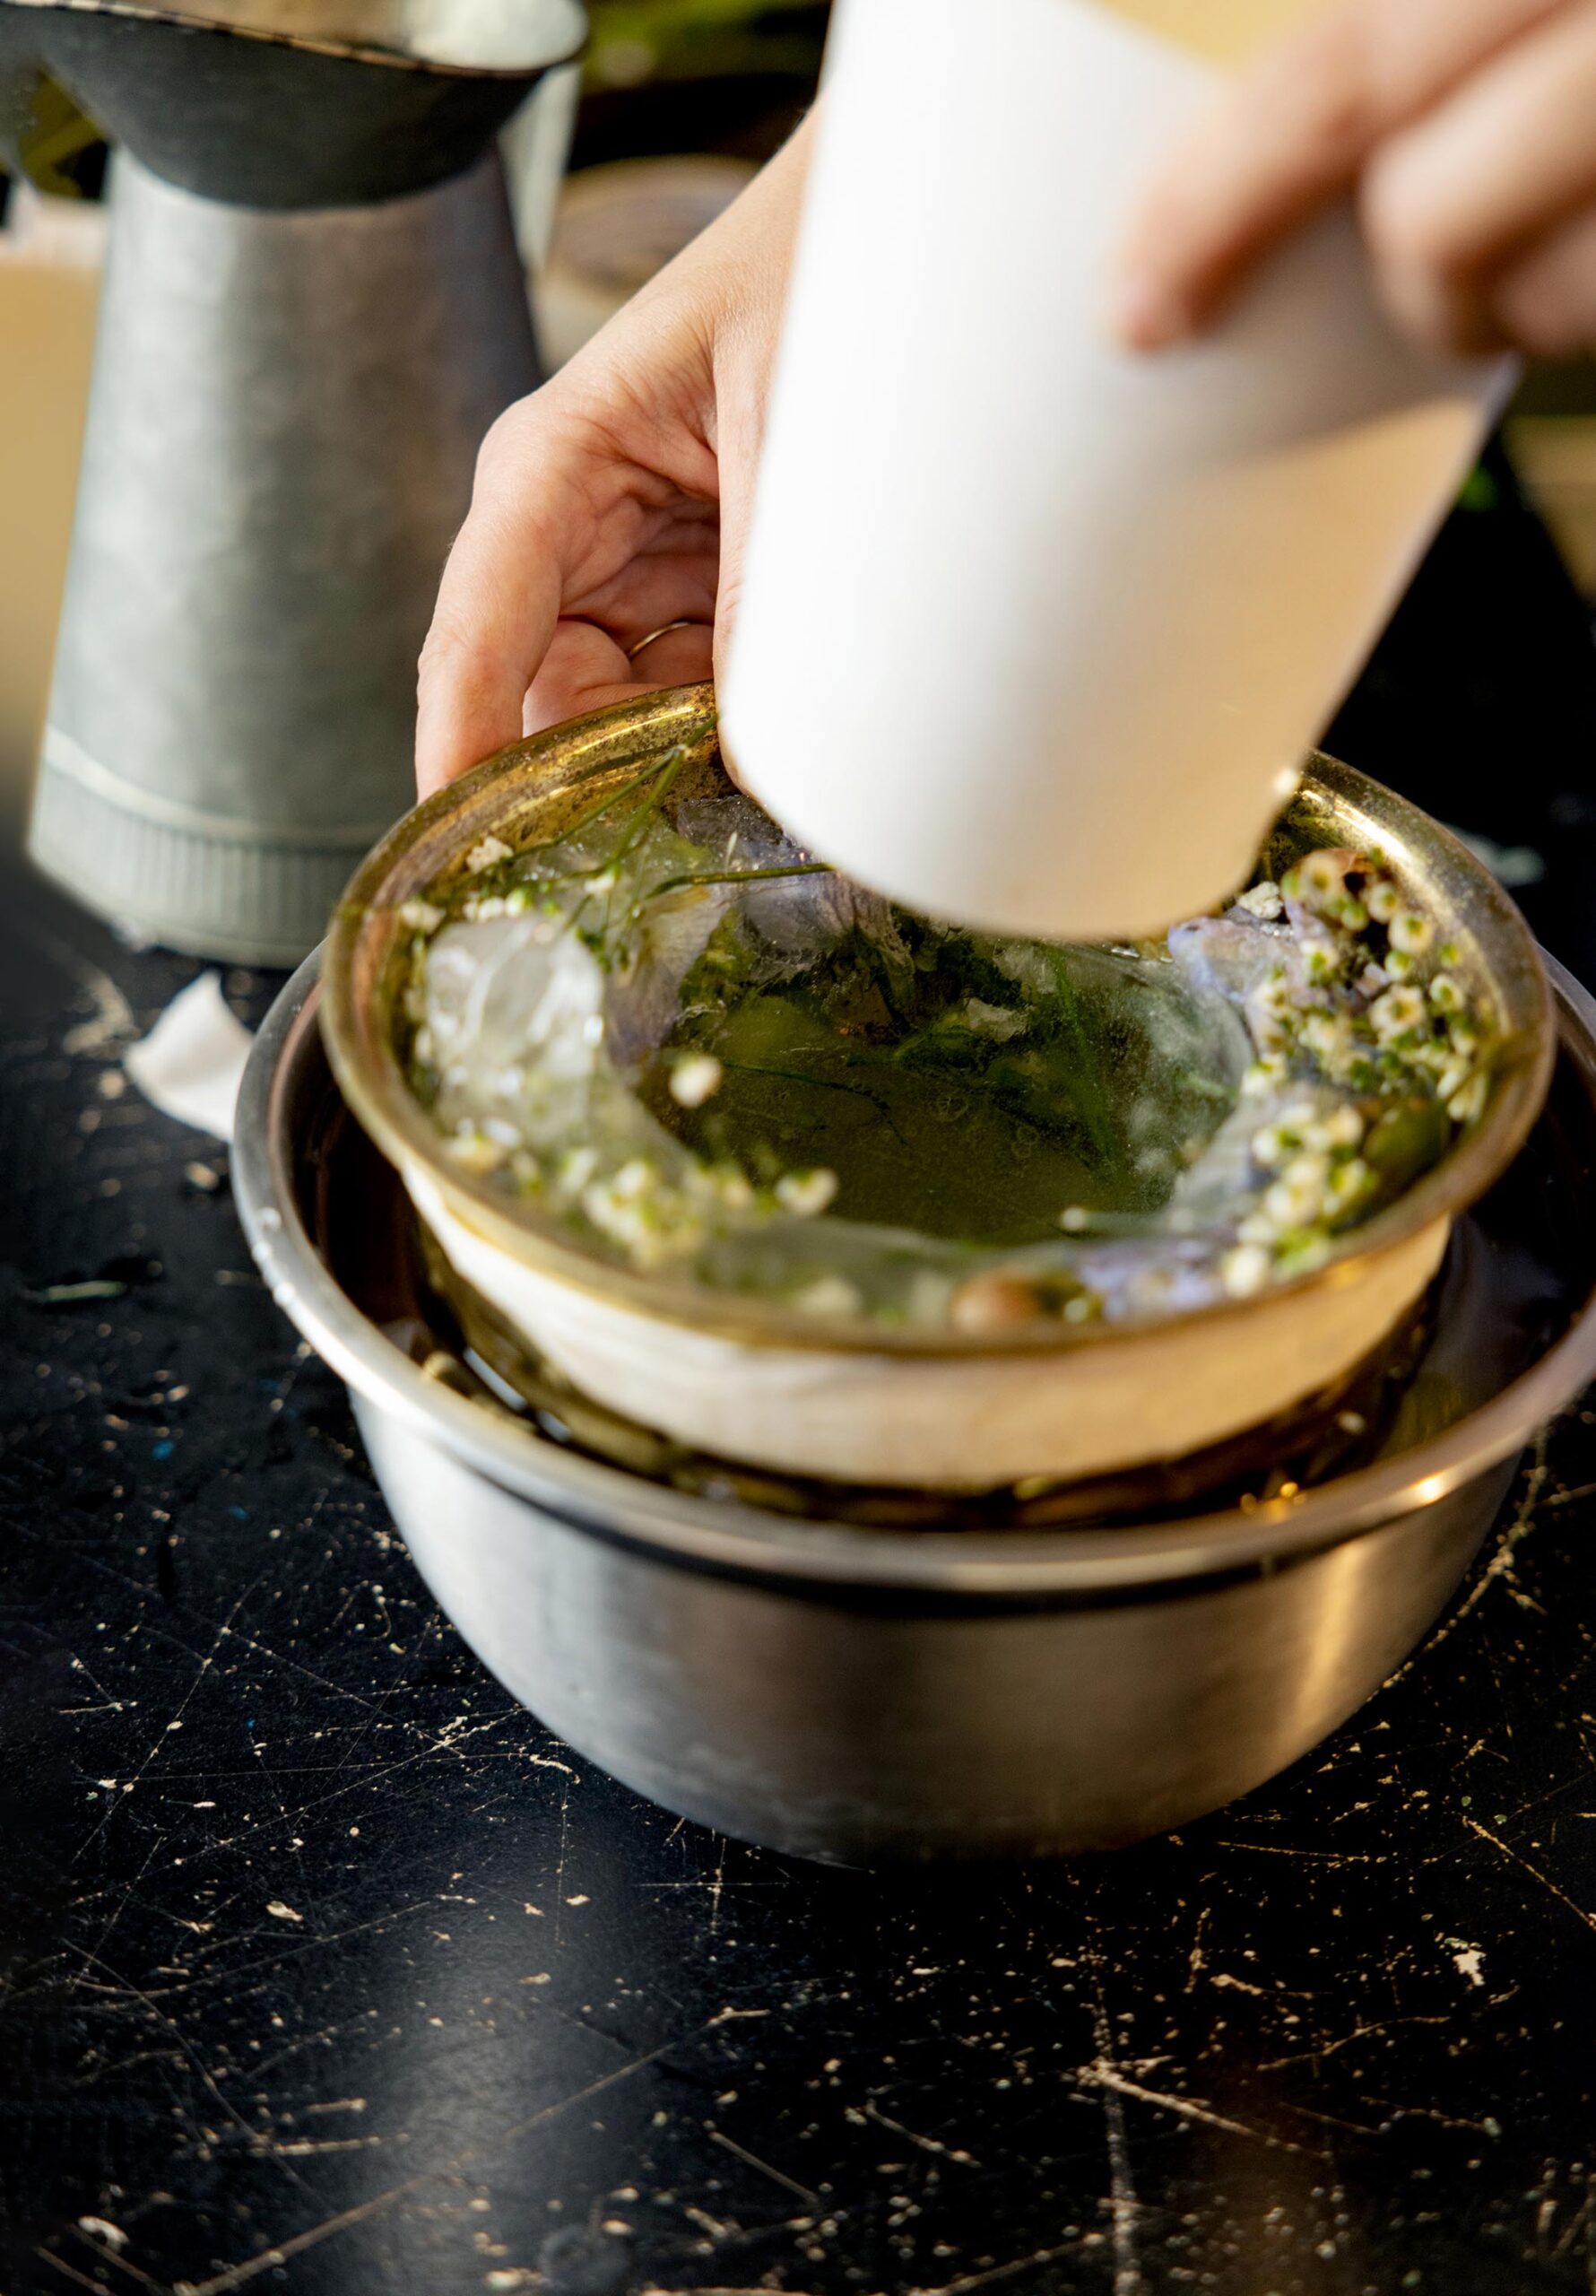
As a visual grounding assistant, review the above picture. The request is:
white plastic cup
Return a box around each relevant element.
[724,0,1514,944]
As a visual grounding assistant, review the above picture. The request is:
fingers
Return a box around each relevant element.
[1493,203,1596,352]
[551,516,719,647]
[415,112,810,796]
[416,414,565,799]
[1115,8,1386,348]
[416,345,718,796]
[1361,0,1596,352]
[707,218,796,686]
[521,617,714,737]
[709,397,761,691]
[1114,0,1571,349]
[417,407,716,795]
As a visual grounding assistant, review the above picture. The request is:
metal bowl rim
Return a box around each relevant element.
[235,950,1596,1598]
[32,0,589,79]
[319,684,1557,1361]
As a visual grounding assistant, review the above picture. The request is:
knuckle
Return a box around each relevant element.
[473,421,514,490]
[1359,145,1462,282]
[1496,262,1584,360]
[1281,12,1383,178]
[416,611,475,691]
[1360,182,1437,288]
[473,395,541,485]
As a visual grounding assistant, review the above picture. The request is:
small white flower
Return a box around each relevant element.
[1366,879,1401,924]
[776,1167,839,1219]
[558,1146,599,1196]
[1301,1012,1354,1067]
[1236,881,1284,920]
[1221,1244,1273,1299]
[465,835,512,874]
[1448,1073,1489,1126]
[1250,1124,1290,1171]
[1390,911,1436,956]
[398,897,444,935]
[1283,1151,1331,1192]
[711,1164,756,1212]
[583,1178,672,1263]
[669,1053,724,1109]
[1370,986,1427,1041]
[1297,850,1345,906]
[445,1129,505,1176]
[1429,973,1466,1014]
[1241,1057,1287,1099]
[1319,1104,1366,1151]
[1324,1157,1372,1213]
[1263,1154,1328,1231]
[794,1274,863,1319]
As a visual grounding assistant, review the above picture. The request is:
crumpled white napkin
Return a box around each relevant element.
[124,973,254,1143]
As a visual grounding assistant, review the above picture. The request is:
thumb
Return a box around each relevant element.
[710,283,790,707]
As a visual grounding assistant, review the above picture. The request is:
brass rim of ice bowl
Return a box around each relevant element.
[322,683,1556,1361]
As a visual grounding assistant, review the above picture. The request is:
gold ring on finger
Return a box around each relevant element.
[626,619,709,665]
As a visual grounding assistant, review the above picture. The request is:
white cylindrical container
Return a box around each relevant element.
[724,0,1514,944]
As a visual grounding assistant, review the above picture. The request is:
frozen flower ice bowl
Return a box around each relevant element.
[322,686,1554,1494]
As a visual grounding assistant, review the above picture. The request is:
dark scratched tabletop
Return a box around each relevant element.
[6,457,1596,2296]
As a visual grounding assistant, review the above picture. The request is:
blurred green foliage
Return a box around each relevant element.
[585,0,828,89]
[4,74,103,196]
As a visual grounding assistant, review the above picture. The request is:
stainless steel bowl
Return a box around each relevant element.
[235,952,1596,1865]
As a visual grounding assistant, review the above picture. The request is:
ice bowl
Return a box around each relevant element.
[320,684,1553,1494]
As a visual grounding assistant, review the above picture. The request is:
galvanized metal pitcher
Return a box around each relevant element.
[1,0,583,962]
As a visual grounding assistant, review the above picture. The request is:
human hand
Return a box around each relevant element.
[415,117,811,796]
[1114,0,1596,361]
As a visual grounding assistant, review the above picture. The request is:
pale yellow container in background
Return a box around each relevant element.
[0,192,100,848]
